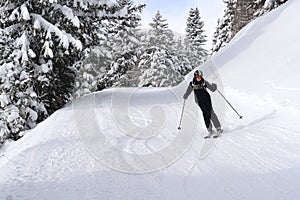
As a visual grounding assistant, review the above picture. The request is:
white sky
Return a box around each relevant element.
[135,0,226,49]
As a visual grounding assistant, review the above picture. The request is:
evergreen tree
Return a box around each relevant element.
[231,0,257,36]
[73,0,145,94]
[0,0,118,142]
[73,51,99,98]
[0,0,84,115]
[211,19,222,53]
[174,37,192,76]
[100,0,145,88]
[249,0,288,17]
[147,11,176,50]
[70,0,118,96]
[73,40,114,97]
[138,12,183,87]
[138,48,183,87]
[0,29,46,142]
[184,7,208,66]
[211,0,236,53]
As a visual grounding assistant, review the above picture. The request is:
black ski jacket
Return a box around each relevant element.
[183,78,217,104]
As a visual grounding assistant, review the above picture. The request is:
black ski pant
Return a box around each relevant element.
[198,98,212,129]
[195,90,221,130]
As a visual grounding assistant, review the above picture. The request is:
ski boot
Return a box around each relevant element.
[213,127,223,138]
[204,128,214,139]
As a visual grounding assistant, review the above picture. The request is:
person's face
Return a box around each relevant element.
[196,75,202,81]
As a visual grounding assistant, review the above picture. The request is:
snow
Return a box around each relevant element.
[27,49,36,58]
[6,109,19,123]
[16,32,30,63]
[44,0,57,3]
[33,19,41,30]
[54,5,80,28]
[19,70,29,81]
[42,41,54,58]
[20,4,30,21]
[8,8,19,21]
[39,62,52,73]
[1,1,300,200]
[119,7,128,16]
[0,64,7,76]
[0,94,9,107]
[26,108,38,121]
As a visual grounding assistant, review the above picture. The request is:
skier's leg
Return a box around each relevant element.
[211,108,223,135]
[211,108,221,129]
[199,102,212,129]
[200,102,213,139]
[207,122,213,132]
[199,99,212,130]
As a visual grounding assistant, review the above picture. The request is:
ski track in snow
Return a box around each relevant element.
[0,87,300,199]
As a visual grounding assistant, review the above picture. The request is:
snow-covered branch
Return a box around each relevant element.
[32,14,82,50]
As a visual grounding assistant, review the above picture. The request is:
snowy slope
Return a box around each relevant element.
[213,0,300,108]
[1,1,300,200]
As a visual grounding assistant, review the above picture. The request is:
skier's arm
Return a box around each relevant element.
[205,80,217,92]
[183,82,193,99]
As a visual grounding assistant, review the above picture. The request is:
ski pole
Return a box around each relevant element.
[217,89,243,119]
[178,99,186,130]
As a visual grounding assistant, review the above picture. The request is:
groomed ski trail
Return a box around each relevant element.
[0,87,300,200]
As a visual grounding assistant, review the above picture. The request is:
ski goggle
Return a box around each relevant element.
[196,75,202,79]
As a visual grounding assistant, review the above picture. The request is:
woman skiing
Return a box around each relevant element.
[183,70,223,138]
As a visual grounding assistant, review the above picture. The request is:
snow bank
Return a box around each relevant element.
[213,0,300,108]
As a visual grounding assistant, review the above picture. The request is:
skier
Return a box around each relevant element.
[183,70,223,138]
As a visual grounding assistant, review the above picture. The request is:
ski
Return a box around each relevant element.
[204,135,212,139]
[212,133,220,138]
[204,131,216,139]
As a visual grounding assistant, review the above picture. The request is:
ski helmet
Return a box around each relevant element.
[194,70,203,77]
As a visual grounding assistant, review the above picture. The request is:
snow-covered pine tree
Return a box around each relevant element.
[0,29,11,63]
[113,31,148,87]
[147,11,176,50]
[73,44,114,96]
[230,0,257,36]
[73,0,145,95]
[0,29,46,143]
[211,19,222,53]
[211,0,236,53]
[0,0,84,114]
[73,0,118,94]
[0,0,91,141]
[138,11,183,87]
[73,51,100,98]
[100,0,145,88]
[184,7,208,67]
[174,37,192,76]
[249,0,288,17]
[138,48,183,87]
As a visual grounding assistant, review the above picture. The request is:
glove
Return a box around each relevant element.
[183,93,188,99]
[211,83,217,92]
